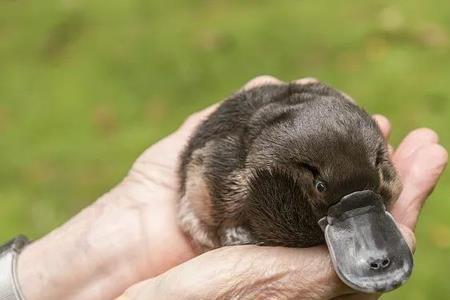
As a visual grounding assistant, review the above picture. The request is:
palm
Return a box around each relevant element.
[121,128,203,275]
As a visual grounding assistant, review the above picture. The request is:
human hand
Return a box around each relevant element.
[16,105,217,299]
[15,76,276,300]
[114,76,448,300]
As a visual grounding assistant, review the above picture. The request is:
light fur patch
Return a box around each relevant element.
[221,226,255,246]
[178,145,218,251]
[379,166,403,209]
[185,160,214,224]
[178,195,216,251]
[222,169,252,216]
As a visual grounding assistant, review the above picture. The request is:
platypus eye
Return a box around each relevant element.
[315,180,327,193]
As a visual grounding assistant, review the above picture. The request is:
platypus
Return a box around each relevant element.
[177,80,413,293]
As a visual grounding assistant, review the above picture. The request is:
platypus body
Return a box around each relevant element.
[178,81,401,252]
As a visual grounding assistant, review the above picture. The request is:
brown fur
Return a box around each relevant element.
[178,81,402,251]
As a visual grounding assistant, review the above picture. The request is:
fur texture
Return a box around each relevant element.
[178,81,401,251]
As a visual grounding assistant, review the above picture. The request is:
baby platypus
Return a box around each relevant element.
[179,81,413,292]
[179,81,413,293]
[178,80,412,292]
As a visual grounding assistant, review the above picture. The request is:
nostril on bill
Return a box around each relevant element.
[369,261,380,270]
[381,258,391,268]
[368,257,391,270]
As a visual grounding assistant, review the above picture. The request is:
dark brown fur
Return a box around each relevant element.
[178,81,401,251]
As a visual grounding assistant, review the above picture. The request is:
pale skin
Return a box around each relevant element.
[17,76,447,300]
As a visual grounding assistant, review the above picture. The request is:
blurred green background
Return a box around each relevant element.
[0,0,449,298]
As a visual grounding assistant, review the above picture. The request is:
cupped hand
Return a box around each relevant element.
[114,76,448,300]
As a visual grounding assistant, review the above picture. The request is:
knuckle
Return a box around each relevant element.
[181,113,202,130]
[410,128,439,143]
[428,143,448,163]
[293,77,319,85]
[243,75,282,90]
[373,114,390,128]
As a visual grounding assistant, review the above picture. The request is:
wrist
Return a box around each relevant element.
[17,201,141,300]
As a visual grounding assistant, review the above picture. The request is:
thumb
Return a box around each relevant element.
[397,223,416,254]
[116,245,352,300]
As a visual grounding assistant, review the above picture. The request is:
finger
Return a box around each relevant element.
[115,279,157,300]
[292,77,319,85]
[393,128,439,162]
[178,103,221,133]
[117,245,353,300]
[332,293,380,300]
[180,76,283,134]
[391,143,448,231]
[397,223,416,253]
[372,114,391,140]
[141,75,283,167]
[182,76,283,133]
[242,75,284,90]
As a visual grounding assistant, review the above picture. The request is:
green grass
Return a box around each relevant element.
[0,0,449,298]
